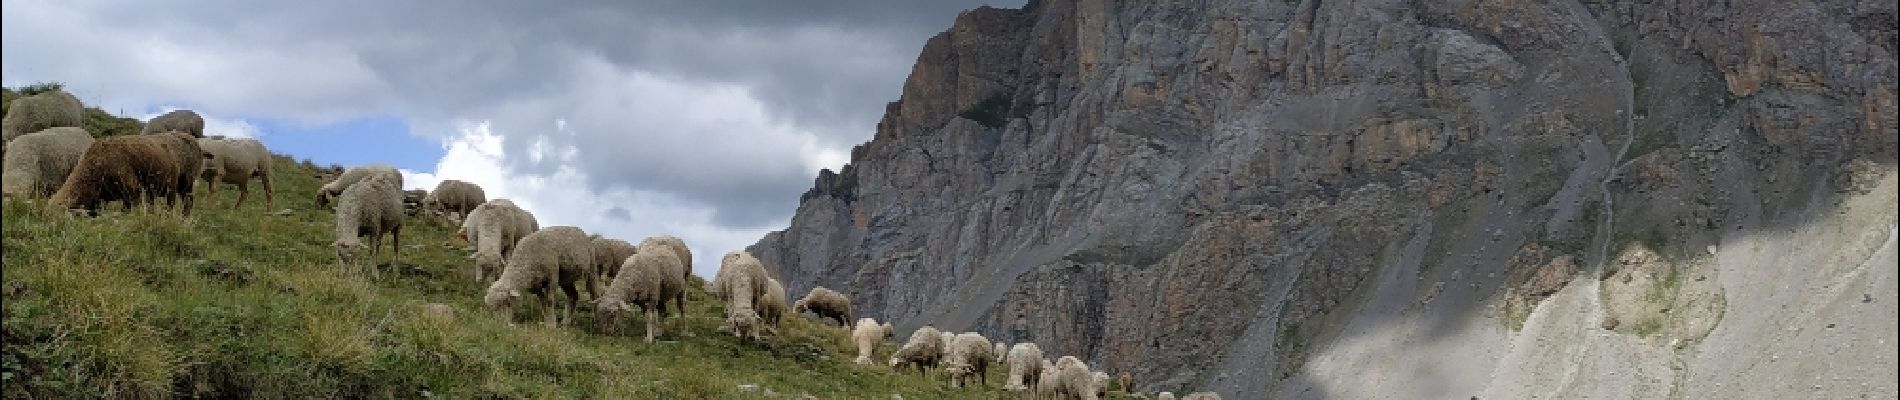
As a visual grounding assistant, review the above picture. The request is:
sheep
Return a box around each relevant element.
[196,137,275,208]
[1118,372,1133,394]
[483,226,596,327]
[2,89,83,144]
[636,237,688,323]
[1156,392,1175,400]
[792,286,853,326]
[757,277,789,331]
[942,332,995,388]
[889,325,945,377]
[2,127,93,198]
[590,236,638,282]
[1180,392,1221,400]
[1037,358,1059,399]
[49,134,182,215]
[458,199,539,284]
[1004,343,1044,391]
[1050,356,1097,400]
[316,164,400,208]
[331,173,403,280]
[709,251,770,335]
[639,235,692,282]
[141,109,205,138]
[1091,371,1111,398]
[995,342,1010,365]
[149,131,207,214]
[850,317,894,365]
[422,179,485,220]
[595,245,685,342]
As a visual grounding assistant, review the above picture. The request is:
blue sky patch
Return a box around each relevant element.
[250,115,444,172]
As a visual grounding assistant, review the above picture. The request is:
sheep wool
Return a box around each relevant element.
[590,236,637,282]
[942,332,995,388]
[196,137,275,208]
[1051,356,1098,400]
[332,173,404,279]
[596,245,685,342]
[317,164,400,208]
[757,277,788,330]
[141,109,206,138]
[484,226,595,327]
[635,238,689,320]
[50,134,181,215]
[1180,392,1221,400]
[1037,359,1059,399]
[792,286,853,326]
[994,342,1009,365]
[1004,343,1044,391]
[850,317,894,365]
[1091,371,1111,398]
[422,179,485,219]
[708,251,769,301]
[639,235,692,282]
[1,89,83,144]
[460,199,539,284]
[2,127,93,198]
[889,325,945,376]
[1156,392,1176,400]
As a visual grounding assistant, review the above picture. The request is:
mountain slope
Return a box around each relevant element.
[749,0,1897,397]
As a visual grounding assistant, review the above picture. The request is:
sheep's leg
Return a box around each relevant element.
[368,234,383,281]
[541,283,559,328]
[233,178,250,209]
[644,307,658,342]
[259,170,275,209]
[390,226,401,271]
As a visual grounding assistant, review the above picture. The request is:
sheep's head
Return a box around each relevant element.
[483,285,519,311]
[792,299,809,314]
[596,298,630,313]
[881,323,894,339]
[333,240,365,265]
[315,190,333,207]
[454,227,469,243]
[473,251,504,276]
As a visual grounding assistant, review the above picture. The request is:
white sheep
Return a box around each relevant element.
[458,199,539,284]
[889,325,945,377]
[709,251,771,336]
[1180,392,1221,400]
[141,109,205,138]
[316,164,400,208]
[196,137,275,208]
[422,179,485,220]
[850,317,894,365]
[942,332,995,388]
[1051,356,1097,400]
[332,173,404,280]
[1,89,83,144]
[1156,392,1176,400]
[1004,343,1044,391]
[995,342,1010,365]
[596,245,684,342]
[792,286,853,326]
[590,236,637,282]
[484,226,596,327]
[2,127,93,198]
[1037,358,1059,398]
[758,277,789,331]
[1091,371,1111,398]
[639,235,693,282]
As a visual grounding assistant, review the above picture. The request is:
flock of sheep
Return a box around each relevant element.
[1,88,1221,400]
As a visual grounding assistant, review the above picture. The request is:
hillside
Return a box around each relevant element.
[1,84,144,137]
[0,154,1058,398]
[750,0,1898,398]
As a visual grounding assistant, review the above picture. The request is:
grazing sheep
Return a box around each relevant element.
[942,332,995,388]
[1004,343,1044,391]
[1118,372,1133,394]
[757,277,789,331]
[141,109,205,138]
[1156,392,1175,400]
[889,325,945,377]
[484,226,596,327]
[590,236,638,282]
[940,331,956,352]
[1051,356,1097,400]
[1091,371,1110,398]
[49,135,181,215]
[709,251,770,335]
[637,238,689,322]
[2,89,83,144]
[639,235,693,282]
[422,179,485,219]
[1037,358,1059,399]
[316,164,400,208]
[850,318,894,365]
[196,137,275,208]
[459,199,539,284]
[792,286,853,326]
[2,127,93,198]
[1180,392,1221,400]
[153,131,207,214]
[995,342,1010,365]
[332,174,403,279]
[595,245,685,342]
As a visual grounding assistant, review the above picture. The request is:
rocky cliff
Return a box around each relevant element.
[750,0,1898,397]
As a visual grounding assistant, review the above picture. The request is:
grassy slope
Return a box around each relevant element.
[0,155,1026,399]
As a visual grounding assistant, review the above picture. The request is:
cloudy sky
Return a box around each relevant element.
[2,0,1021,277]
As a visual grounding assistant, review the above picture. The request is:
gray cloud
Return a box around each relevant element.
[2,0,1023,228]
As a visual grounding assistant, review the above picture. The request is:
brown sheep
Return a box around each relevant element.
[49,135,184,215]
[144,131,206,215]
[792,286,853,326]
[422,179,485,219]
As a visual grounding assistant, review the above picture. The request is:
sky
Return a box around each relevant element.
[1,0,1022,277]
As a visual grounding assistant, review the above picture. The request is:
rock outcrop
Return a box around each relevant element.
[752,0,1896,398]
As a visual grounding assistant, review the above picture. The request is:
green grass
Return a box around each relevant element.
[1,155,1031,399]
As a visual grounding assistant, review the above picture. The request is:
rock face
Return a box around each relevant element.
[751,0,1897,398]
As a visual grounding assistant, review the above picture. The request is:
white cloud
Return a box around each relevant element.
[402,121,777,279]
